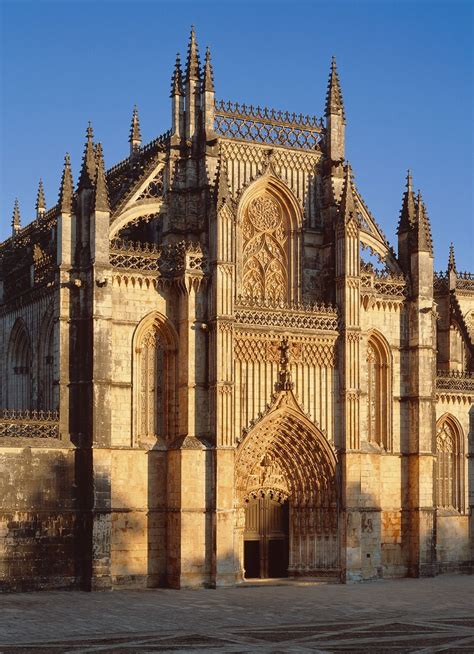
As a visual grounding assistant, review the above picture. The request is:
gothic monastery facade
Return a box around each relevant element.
[0,30,473,590]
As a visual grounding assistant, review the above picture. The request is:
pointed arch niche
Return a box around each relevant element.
[7,318,32,411]
[235,392,340,578]
[132,312,178,446]
[366,330,392,450]
[237,175,302,304]
[435,414,465,513]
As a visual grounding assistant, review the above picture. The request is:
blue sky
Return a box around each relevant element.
[0,0,472,270]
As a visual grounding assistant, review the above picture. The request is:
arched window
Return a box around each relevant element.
[239,177,301,304]
[241,194,288,302]
[366,332,391,449]
[436,415,464,512]
[7,319,32,411]
[134,314,177,444]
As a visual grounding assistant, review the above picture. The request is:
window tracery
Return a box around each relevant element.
[436,416,464,512]
[241,195,288,302]
[138,328,166,439]
[366,333,391,449]
[134,315,177,445]
[7,320,32,411]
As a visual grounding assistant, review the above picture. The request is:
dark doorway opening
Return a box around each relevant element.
[243,496,289,579]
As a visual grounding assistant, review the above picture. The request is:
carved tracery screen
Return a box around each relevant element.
[436,417,464,512]
[241,195,288,302]
[366,334,391,450]
[135,324,176,442]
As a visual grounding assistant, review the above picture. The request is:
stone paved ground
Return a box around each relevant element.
[0,575,473,653]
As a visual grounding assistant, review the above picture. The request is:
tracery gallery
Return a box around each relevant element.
[0,29,473,590]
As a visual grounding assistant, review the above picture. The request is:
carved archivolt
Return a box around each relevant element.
[235,391,338,511]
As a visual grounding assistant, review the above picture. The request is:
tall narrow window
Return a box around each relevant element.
[134,315,177,444]
[7,320,32,410]
[139,329,166,438]
[241,195,288,302]
[366,333,391,449]
[436,416,464,512]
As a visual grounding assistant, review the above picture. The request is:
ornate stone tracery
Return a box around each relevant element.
[6,319,32,411]
[241,195,288,301]
[235,388,339,574]
[436,414,464,513]
[133,312,178,446]
[366,331,391,450]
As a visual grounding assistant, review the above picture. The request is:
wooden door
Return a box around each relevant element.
[243,497,289,578]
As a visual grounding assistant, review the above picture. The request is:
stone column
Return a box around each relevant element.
[335,200,364,582]
[405,249,436,577]
[166,247,211,588]
[209,194,238,586]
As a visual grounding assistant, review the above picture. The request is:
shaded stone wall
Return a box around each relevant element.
[0,447,81,591]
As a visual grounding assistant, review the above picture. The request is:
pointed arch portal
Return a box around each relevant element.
[235,391,340,579]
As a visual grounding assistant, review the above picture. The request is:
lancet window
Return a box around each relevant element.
[7,319,32,410]
[134,316,176,443]
[436,416,464,512]
[366,333,391,449]
[241,194,288,302]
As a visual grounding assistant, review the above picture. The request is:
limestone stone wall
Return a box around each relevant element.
[0,446,79,590]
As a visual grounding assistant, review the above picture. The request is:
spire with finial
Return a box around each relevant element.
[275,336,294,391]
[78,122,96,190]
[35,179,46,218]
[170,53,184,97]
[397,169,416,234]
[11,198,21,236]
[185,25,201,81]
[448,243,456,272]
[93,143,110,213]
[59,153,74,214]
[202,46,214,93]
[325,56,345,121]
[129,105,142,155]
[338,163,357,222]
[413,190,433,256]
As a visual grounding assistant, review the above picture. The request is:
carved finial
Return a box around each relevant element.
[11,198,21,235]
[93,143,110,213]
[413,190,433,256]
[171,53,184,97]
[202,46,214,93]
[216,160,232,209]
[325,56,345,121]
[275,336,294,391]
[129,105,142,153]
[448,243,456,272]
[35,179,46,218]
[186,25,200,81]
[397,169,416,234]
[78,121,96,190]
[59,153,74,214]
[339,163,357,222]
